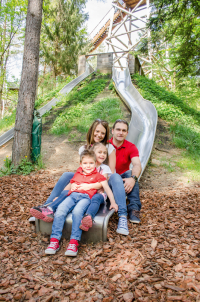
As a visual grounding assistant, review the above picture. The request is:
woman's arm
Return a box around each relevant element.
[108,149,116,174]
[75,182,102,191]
[101,180,118,212]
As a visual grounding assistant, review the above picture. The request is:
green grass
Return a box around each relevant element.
[47,72,125,137]
[51,96,124,136]
[132,74,200,176]
[0,76,73,135]
[0,111,16,135]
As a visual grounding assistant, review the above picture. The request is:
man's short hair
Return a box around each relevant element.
[113,119,129,131]
[80,149,96,162]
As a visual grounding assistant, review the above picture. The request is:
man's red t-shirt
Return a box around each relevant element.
[109,138,139,175]
[68,167,106,199]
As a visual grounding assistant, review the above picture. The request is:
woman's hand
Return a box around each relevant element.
[76,183,92,191]
[109,202,118,212]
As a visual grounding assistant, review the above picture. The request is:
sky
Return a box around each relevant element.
[85,0,113,36]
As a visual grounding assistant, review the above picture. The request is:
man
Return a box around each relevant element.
[108,119,142,236]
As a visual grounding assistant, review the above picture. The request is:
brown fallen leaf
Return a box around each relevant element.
[151,238,157,250]
[163,284,185,292]
[111,274,122,281]
[123,292,134,302]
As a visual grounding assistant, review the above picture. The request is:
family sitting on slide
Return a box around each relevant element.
[30,119,142,256]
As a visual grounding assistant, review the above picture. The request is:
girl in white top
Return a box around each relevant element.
[78,143,117,231]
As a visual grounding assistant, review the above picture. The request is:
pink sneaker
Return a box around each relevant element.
[65,239,78,256]
[45,238,60,255]
[30,206,54,222]
[79,215,93,231]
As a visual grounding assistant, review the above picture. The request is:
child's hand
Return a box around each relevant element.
[109,202,118,212]
[71,183,79,191]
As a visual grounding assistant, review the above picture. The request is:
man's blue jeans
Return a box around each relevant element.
[51,192,91,241]
[85,193,104,219]
[108,170,141,217]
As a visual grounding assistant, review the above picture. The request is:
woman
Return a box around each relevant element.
[30,119,116,219]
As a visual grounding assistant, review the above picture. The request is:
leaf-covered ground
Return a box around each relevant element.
[0,173,200,301]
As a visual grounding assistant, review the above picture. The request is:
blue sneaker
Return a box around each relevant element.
[116,217,129,235]
[129,210,141,224]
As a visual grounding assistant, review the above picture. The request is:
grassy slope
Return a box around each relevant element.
[44,72,127,138]
[132,74,200,178]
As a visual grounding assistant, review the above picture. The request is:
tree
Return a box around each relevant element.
[12,0,43,166]
[40,0,88,79]
[149,0,200,77]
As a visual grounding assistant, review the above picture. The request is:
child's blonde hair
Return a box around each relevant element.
[91,143,108,165]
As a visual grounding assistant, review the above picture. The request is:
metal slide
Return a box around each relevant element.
[0,63,94,147]
[112,67,157,179]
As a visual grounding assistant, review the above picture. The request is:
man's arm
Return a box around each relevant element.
[123,157,142,194]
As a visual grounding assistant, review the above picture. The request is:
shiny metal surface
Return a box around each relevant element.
[112,67,157,178]
[35,202,115,244]
[0,63,94,147]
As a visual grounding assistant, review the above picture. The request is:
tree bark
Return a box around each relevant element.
[12,0,43,166]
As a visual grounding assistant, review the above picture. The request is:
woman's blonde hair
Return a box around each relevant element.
[86,119,109,147]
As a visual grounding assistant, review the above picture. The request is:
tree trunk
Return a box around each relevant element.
[12,0,43,166]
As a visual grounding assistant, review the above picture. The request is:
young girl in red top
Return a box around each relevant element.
[45,149,118,256]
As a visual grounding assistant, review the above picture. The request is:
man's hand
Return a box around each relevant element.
[109,202,118,212]
[123,177,135,194]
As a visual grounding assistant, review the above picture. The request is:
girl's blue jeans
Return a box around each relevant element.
[51,192,91,241]
[85,193,104,219]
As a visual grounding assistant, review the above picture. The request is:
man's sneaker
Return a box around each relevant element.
[79,215,93,231]
[30,206,54,222]
[65,239,78,256]
[129,210,141,224]
[116,217,129,235]
[45,238,60,255]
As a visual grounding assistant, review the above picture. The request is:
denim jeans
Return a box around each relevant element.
[108,170,141,217]
[44,172,75,209]
[51,192,91,241]
[85,193,104,219]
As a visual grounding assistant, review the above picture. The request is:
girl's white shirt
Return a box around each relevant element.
[79,143,115,156]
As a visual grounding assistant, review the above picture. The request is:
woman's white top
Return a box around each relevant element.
[79,143,115,156]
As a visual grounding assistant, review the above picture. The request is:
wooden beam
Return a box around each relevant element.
[112,3,147,24]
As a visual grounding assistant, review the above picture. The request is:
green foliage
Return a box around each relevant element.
[35,76,73,109]
[51,96,124,136]
[132,74,200,172]
[48,72,124,136]
[0,155,45,176]
[40,0,88,77]
[0,111,16,134]
[149,0,200,77]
